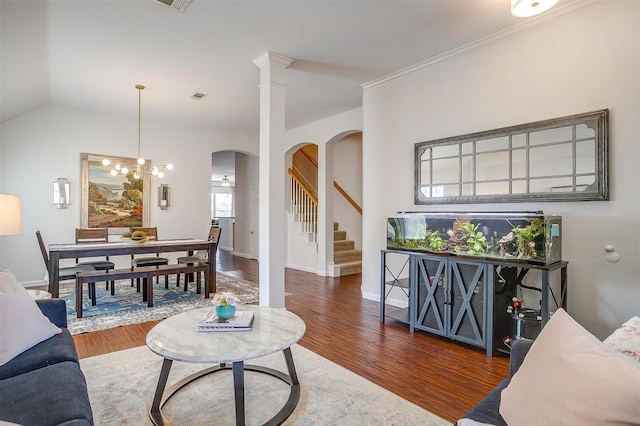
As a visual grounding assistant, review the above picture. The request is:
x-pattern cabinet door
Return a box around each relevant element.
[447,260,488,348]
[413,255,447,336]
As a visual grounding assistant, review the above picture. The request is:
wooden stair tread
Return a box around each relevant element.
[334,260,362,266]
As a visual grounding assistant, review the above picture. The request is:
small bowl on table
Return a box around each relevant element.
[121,236,150,245]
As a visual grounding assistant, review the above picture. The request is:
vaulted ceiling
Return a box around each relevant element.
[1,0,583,136]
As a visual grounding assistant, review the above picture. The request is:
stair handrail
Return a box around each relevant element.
[299,147,318,168]
[333,181,362,215]
[296,149,362,215]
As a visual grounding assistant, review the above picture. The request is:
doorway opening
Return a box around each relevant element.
[211,150,259,259]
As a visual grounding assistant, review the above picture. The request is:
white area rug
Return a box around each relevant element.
[80,345,450,426]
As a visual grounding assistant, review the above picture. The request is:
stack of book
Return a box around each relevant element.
[198,310,254,332]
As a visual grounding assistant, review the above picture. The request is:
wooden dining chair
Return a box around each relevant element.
[75,228,116,297]
[175,226,221,292]
[35,230,97,304]
[130,227,169,290]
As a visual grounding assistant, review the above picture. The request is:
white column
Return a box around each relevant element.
[252,51,293,308]
[317,142,334,276]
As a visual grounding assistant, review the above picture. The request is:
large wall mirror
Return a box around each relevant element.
[415,109,608,204]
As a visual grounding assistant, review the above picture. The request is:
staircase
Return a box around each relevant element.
[333,222,361,276]
[288,157,362,276]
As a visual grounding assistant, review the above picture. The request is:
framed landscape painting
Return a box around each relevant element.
[80,153,150,232]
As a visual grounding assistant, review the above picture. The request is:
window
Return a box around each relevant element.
[212,191,234,217]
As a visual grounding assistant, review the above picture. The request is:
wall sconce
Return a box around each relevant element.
[53,178,70,209]
[158,184,170,210]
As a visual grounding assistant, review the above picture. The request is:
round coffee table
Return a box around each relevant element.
[146,305,306,426]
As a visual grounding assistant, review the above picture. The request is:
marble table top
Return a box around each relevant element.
[146,305,306,364]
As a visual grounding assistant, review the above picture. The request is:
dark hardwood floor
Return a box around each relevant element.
[73,251,509,423]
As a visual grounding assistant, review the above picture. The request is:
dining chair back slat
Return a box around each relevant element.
[129,227,169,290]
[74,227,115,299]
[75,228,109,244]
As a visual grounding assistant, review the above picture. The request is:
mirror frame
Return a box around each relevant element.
[414,109,609,204]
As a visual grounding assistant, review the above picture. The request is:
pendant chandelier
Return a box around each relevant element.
[102,84,173,179]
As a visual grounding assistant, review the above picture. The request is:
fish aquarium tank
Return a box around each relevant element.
[387,211,562,264]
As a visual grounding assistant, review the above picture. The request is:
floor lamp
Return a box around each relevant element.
[0,194,22,269]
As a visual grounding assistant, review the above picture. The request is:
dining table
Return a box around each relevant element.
[47,239,216,298]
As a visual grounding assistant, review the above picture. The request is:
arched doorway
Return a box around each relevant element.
[211,150,259,259]
[284,130,362,276]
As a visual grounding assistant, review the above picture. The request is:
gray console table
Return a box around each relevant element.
[380,249,568,356]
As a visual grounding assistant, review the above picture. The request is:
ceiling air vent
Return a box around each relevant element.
[191,92,206,100]
[152,0,193,13]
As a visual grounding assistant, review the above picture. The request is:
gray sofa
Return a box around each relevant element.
[461,338,534,425]
[0,299,94,425]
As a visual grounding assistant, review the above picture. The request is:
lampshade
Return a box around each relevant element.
[511,0,559,17]
[0,194,22,235]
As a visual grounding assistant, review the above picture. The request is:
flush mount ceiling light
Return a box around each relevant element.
[511,0,559,17]
[102,85,173,179]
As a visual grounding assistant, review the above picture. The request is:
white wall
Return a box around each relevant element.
[362,1,640,339]
[216,217,235,252]
[233,153,259,258]
[0,104,257,284]
[333,133,362,250]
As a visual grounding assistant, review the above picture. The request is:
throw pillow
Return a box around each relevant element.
[0,270,61,366]
[603,316,640,362]
[499,308,640,426]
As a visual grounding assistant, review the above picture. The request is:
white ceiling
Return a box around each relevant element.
[1,0,585,139]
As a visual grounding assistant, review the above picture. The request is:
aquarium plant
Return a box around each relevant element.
[445,220,487,255]
[425,229,446,251]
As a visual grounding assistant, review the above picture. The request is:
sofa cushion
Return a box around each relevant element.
[500,308,640,426]
[0,361,93,426]
[603,315,640,362]
[0,270,61,366]
[0,329,78,380]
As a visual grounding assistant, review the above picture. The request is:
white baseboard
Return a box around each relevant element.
[361,291,379,303]
[361,291,408,309]
[231,251,255,260]
[20,279,48,288]
[284,263,318,274]
[315,268,330,277]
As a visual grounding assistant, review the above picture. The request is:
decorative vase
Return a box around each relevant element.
[216,305,236,319]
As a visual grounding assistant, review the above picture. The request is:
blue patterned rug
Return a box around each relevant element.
[58,273,260,334]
